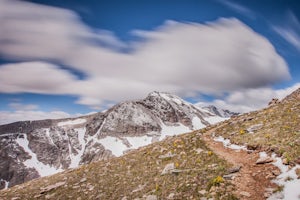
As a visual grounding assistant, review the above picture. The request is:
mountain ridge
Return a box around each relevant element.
[0,91,227,189]
[0,88,299,199]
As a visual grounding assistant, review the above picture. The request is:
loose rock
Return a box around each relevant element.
[240,191,250,197]
[161,163,175,175]
[158,152,176,159]
[256,157,274,164]
[40,181,65,194]
[226,165,241,174]
[146,195,157,200]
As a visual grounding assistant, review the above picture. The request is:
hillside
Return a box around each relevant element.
[0,92,226,189]
[0,88,299,199]
[0,129,238,200]
[213,88,300,164]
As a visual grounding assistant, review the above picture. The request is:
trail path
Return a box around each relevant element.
[203,128,278,200]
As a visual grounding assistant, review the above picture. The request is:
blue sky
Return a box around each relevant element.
[0,0,300,124]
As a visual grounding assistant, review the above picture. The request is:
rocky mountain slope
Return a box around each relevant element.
[200,105,239,118]
[213,88,300,164]
[0,92,226,189]
[194,101,240,118]
[1,88,299,200]
[208,87,300,199]
[0,128,237,200]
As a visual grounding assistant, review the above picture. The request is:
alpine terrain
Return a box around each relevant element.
[0,88,299,199]
[0,92,227,189]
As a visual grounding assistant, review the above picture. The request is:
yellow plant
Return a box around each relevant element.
[155,183,159,191]
[173,141,177,147]
[239,129,245,135]
[265,134,271,139]
[210,176,224,187]
[207,151,213,156]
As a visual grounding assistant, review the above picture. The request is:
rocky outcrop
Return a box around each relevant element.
[100,101,161,137]
[0,91,225,189]
[268,98,279,106]
[200,105,239,118]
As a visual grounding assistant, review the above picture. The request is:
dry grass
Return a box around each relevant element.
[2,89,299,199]
[212,98,300,163]
[0,130,237,200]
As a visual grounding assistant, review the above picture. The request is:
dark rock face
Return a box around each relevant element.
[0,92,221,189]
[0,120,54,134]
[100,101,161,137]
[0,135,40,188]
[0,115,112,189]
[201,105,239,118]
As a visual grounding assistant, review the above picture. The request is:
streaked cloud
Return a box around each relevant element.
[8,103,39,111]
[273,11,300,51]
[0,62,78,94]
[216,0,256,19]
[0,101,87,125]
[200,83,300,113]
[0,0,290,110]
[0,110,73,125]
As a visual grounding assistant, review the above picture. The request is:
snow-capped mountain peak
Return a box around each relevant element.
[0,91,227,189]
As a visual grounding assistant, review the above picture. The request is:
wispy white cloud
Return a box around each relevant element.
[274,28,300,50]
[216,0,256,19]
[8,102,39,111]
[199,83,300,113]
[0,100,89,125]
[273,11,300,51]
[0,0,290,110]
[0,110,73,125]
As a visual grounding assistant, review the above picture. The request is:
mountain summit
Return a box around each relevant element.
[0,91,225,189]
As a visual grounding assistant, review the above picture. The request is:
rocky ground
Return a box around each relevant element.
[0,129,238,200]
[0,91,223,189]
[0,88,299,199]
[203,127,279,200]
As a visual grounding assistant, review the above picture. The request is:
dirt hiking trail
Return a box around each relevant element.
[203,128,278,200]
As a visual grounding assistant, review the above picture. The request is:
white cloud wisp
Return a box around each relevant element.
[199,83,300,113]
[0,0,291,110]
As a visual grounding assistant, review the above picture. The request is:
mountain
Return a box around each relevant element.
[201,105,239,118]
[2,88,299,200]
[0,92,226,189]
[195,103,239,118]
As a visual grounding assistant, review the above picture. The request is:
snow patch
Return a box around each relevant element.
[214,136,247,150]
[192,117,206,129]
[16,134,63,177]
[160,123,191,140]
[267,153,300,200]
[95,118,106,135]
[57,118,86,126]
[194,105,212,114]
[4,180,9,189]
[44,128,56,146]
[0,179,9,189]
[172,98,182,105]
[99,136,128,157]
[159,93,183,105]
[205,116,228,124]
[126,136,153,149]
